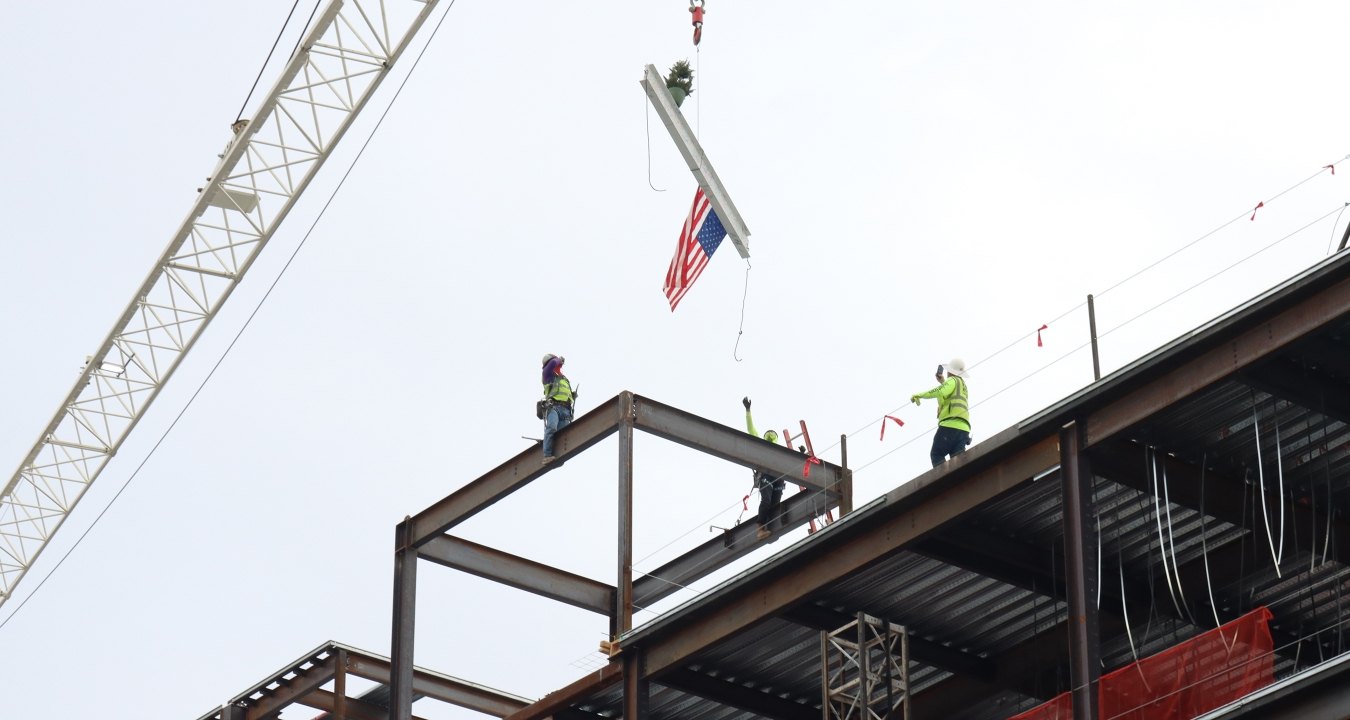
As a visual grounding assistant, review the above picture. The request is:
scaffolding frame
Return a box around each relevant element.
[822,612,910,720]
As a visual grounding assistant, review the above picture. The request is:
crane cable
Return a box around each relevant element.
[234,0,307,123]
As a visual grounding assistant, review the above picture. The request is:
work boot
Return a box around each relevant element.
[542,455,555,466]
[756,526,772,541]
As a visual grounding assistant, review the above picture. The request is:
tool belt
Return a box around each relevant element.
[536,398,572,420]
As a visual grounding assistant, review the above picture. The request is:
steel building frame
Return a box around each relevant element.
[380,254,1348,720]
[389,394,851,718]
[194,641,530,720]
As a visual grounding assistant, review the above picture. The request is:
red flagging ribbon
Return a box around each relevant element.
[1326,164,1336,175]
[880,415,905,441]
[1037,323,1049,347]
[1250,201,1264,221]
[802,455,823,478]
[741,494,750,511]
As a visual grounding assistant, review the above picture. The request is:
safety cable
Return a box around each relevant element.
[235,0,306,123]
[634,199,1342,612]
[1328,203,1350,255]
[0,0,462,633]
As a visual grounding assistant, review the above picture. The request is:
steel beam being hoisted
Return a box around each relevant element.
[0,0,443,607]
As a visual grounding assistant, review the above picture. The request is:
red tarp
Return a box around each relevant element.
[1007,607,1275,720]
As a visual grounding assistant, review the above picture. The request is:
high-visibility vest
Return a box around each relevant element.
[544,375,574,404]
[938,377,970,430]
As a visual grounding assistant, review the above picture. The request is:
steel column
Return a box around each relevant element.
[1087,294,1101,381]
[391,519,418,720]
[1059,421,1099,720]
[334,648,347,720]
[840,434,853,516]
[618,416,635,635]
[623,648,650,719]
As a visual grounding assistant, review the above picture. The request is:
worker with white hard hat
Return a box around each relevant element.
[910,358,972,467]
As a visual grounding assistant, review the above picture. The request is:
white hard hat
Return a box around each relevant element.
[945,358,968,378]
[542,353,558,366]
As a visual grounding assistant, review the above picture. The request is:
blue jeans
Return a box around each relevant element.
[930,425,970,467]
[543,404,573,457]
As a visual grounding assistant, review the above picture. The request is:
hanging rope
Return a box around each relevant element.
[733,260,750,361]
[644,100,666,192]
[1150,448,1186,619]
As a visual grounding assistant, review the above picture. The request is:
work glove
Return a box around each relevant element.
[742,396,752,410]
[910,396,921,406]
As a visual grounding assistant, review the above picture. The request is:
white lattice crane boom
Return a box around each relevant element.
[0,0,442,608]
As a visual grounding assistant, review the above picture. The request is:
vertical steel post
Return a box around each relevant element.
[391,518,418,720]
[622,647,650,719]
[1060,421,1099,720]
[334,648,347,720]
[839,434,853,516]
[617,411,635,635]
[220,703,245,720]
[1087,294,1102,381]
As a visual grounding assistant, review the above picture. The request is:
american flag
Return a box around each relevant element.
[663,188,726,311]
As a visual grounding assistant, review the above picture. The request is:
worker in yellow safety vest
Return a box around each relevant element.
[743,396,784,541]
[540,354,576,465]
[911,358,971,467]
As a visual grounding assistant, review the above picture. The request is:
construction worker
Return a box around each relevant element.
[911,358,971,467]
[541,354,575,465]
[743,396,784,541]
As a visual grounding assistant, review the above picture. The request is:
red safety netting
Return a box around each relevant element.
[1007,607,1275,720]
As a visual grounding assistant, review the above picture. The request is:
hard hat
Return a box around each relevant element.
[763,430,779,443]
[542,353,557,366]
[945,357,968,378]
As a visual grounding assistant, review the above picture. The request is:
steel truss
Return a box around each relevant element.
[0,0,441,606]
[822,612,910,720]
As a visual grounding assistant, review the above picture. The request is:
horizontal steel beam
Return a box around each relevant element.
[343,646,531,717]
[634,488,836,608]
[300,688,431,720]
[632,431,1060,676]
[408,394,628,546]
[633,395,842,494]
[1085,273,1350,446]
[244,652,337,720]
[420,535,615,616]
[503,664,623,720]
[781,603,995,683]
[658,668,817,720]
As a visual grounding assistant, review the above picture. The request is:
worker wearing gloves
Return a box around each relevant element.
[540,354,576,465]
[911,358,971,467]
[743,396,784,541]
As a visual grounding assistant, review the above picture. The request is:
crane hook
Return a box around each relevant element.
[689,0,705,46]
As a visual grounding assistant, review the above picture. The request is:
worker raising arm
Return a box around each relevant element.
[910,358,971,468]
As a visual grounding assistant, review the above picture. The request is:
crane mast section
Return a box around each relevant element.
[0,0,441,607]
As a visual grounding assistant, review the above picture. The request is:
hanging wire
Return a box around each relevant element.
[1150,449,1186,619]
[1251,397,1287,578]
[733,260,751,361]
[644,100,666,192]
[1160,460,1196,623]
[235,0,306,123]
[1327,203,1350,255]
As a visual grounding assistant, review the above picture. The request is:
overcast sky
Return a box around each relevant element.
[2,2,1349,718]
